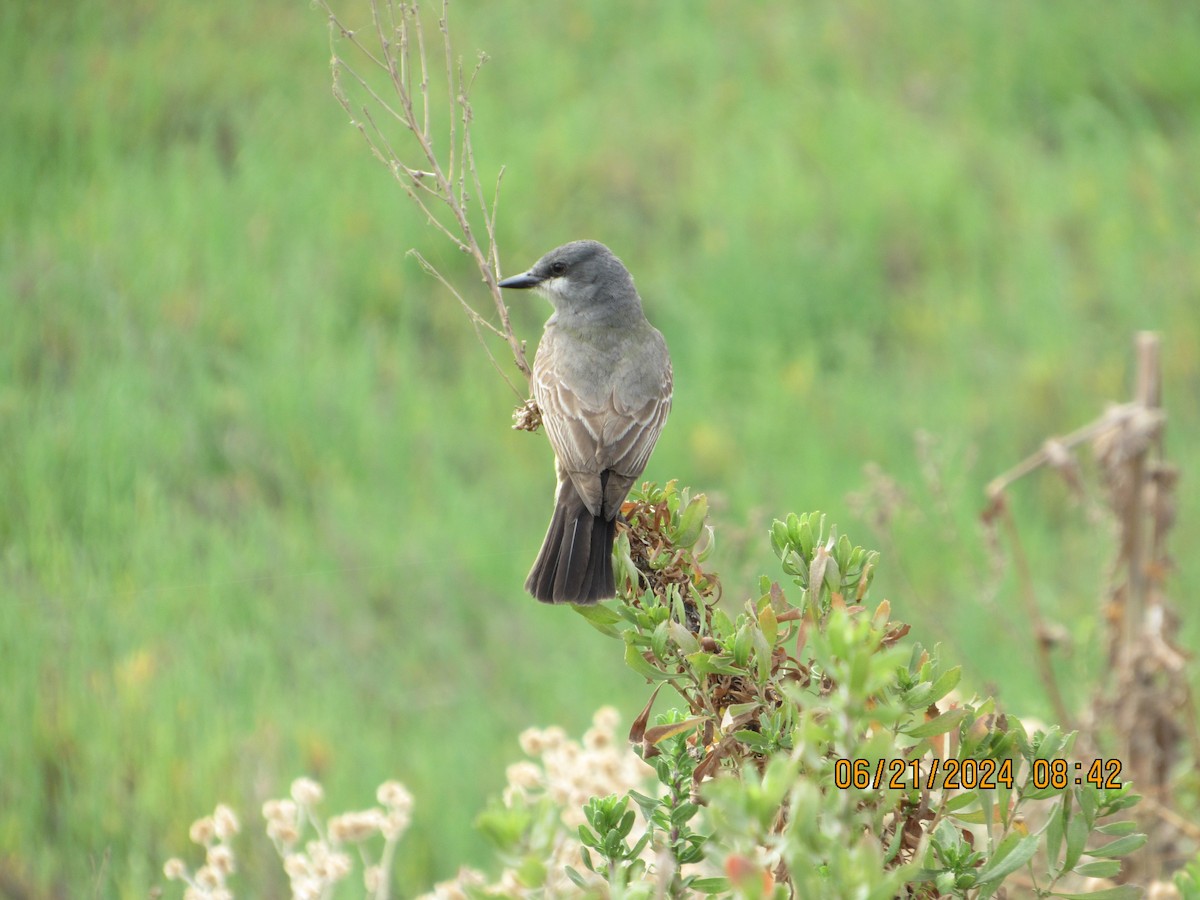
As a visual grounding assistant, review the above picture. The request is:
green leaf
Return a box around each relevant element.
[1085,832,1147,859]
[752,624,772,682]
[822,548,841,591]
[711,607,734,638]
[1035,728,1065,761]
[1078,781,1099,829]
[617,808,636,839]
[674,493,709,547]
[927,666,962,704]
[578,824,600,850]
[770,520,790,557]
[758,603,778,646]
[798,516,814,556]
[1095,820,1139,837]
[732,622,753,667]
[835,532,853,570]
[732,729,773,752]
[686,876,730,893]
[1046,797,1066,876]
[516,855,547,887]
[651,619,670,661]
[668,619,700,654]
[684,651,742,676]
[565,866,588,888]
[724,701,760,719]
[623,642,672,681]
[902,707,969,738]
[901,683,934,710]
[783,549,808,582]
[1073,859,1122,879]
[670,802,699,827]
[628,790,658,819]
[630,831,651,858]
[1062,807,1090,872]
[572,602,623,637]
[946,808,989,825]
[942,792,979,814]
[974,831,1040,884]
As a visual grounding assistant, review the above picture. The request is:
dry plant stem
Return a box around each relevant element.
[1121,332,1162,659]
[983,405,1138,503]
[985,332,1197,880]
[322,0,531,395]
[991,498,1073,730]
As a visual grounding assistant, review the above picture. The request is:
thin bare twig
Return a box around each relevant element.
[320,0,532,397]
[985,495,1073,730]
[984,332,1195,880]
[983,404,1139,504]
[409,249,522,398]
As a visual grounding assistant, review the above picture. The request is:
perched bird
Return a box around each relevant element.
[499,241,672,604]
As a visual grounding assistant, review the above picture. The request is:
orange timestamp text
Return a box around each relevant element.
[833,757,1124,791]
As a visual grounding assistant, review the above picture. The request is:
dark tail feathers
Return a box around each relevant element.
[525,479,617,605]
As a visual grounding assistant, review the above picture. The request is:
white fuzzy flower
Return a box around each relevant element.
[163,858,187,880]
[290,777,324,807]
[206,843,235,875]
[505,761,543,791]
[213,803,240,839]
[376,780,413,814]
[328,809,384,843]
[189,816,215,846]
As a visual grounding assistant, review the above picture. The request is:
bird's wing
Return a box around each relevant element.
[534,330,672,518]
[603,360,672,475]
[534,362,610,514]
[600,357,672,514]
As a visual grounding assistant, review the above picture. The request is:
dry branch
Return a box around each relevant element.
[320,0,532,399]
[984,331,1197,880]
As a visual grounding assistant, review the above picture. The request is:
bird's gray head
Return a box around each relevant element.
[498,240,641,320]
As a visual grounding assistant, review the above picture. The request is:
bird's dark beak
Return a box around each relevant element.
[498,271,542,289]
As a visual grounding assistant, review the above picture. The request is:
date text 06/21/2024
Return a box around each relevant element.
[832,757,1125,792]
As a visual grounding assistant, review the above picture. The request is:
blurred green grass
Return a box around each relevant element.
[2,0,1198,895]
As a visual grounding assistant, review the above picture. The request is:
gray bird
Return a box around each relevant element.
[499,240,672,604]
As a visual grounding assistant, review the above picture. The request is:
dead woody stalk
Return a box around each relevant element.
[320,0,534,408]
[984,331,1199,879]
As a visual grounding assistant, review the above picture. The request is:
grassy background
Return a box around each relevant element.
[2,0,1198,895]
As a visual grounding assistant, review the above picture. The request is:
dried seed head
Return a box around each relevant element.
[592,706,620,732]
[163,858,187,881]
[267,819,300,846]
[328,809,384,843]
[284,853,313,879]
[290,878,322,900]
[189,816,216,846]
[505,761,542,791]
[290,777,324,807]
[194,865,221,889]
[518,727,546,756]
[213,804,240,840]
[312,846,352,880]
[364,864,384,893]
[382,808,411,840]
[583,726,612,750]
[206,843,236,875]
[376,780,413,814]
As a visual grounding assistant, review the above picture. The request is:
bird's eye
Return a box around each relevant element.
[548,261,567,277]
